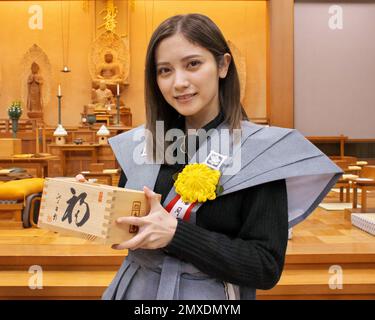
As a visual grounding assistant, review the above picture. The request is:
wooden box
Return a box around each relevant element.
[38,178,156,244]
[0,138,22,157]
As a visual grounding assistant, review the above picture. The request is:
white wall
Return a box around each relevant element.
[294,0,375,139]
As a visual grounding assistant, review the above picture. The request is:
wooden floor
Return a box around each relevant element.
[0,188,375,299]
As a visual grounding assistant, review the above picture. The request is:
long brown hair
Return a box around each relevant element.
[144,13,247,161]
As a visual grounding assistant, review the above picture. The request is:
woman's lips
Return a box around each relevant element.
[175,93,197,103]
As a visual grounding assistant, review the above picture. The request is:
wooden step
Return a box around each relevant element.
[286,242,375,264]
[1,266,374,300]
[0,221,23,229]
[0,270,115,299]
[0,228,126,267]
[257,265,375,299]
[2,238,375,267]
[0,244,125,267]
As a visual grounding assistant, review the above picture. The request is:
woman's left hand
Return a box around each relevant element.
[111,186,178,250]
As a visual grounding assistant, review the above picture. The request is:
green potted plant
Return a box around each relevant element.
[7,100,23,138]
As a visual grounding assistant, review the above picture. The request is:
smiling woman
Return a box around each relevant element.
[105,13,341,301]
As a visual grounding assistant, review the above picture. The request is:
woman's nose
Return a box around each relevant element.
[173,70,190,90]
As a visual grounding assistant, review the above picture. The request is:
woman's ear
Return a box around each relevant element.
[218,53,232,79]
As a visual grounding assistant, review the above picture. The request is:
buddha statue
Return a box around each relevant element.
[95,52,121,85]
[91,81,115,113]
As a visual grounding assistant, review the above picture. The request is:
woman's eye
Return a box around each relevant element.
[188,60,201,68]
[158,68,170,75]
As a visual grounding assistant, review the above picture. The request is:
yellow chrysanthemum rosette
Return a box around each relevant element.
[174,163,221,203]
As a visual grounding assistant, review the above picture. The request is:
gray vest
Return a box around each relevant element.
[102,121,342,300]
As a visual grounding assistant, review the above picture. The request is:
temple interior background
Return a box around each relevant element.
[0,0,268,127]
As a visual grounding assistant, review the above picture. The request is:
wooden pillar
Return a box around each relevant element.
[267,0,294,128]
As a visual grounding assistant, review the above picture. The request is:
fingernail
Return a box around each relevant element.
[75,174,86,182]
[146,186,155,195]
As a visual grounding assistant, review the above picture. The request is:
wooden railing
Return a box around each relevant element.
[306,135,348,158]
[0,119,37,133]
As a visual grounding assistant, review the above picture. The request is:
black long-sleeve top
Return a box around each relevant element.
[117,113,289,290]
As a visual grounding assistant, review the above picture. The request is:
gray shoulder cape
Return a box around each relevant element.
[109,121,342,228]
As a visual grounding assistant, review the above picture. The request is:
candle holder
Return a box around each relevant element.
[57,95,62,125]
[116,94,121,125]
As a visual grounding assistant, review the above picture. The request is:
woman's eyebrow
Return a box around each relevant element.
[156,54,203,66]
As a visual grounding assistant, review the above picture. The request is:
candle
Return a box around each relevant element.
[35,127,40,154]
[117,83,120,96]
[58,84,61,96]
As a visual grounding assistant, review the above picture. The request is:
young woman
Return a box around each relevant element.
[102,14,341,300]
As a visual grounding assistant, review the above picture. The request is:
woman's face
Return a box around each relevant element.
[155,33,230,127]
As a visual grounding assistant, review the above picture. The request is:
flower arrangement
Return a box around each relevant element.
[8,100,23,120]
[8,100,23,138]
[173,163,223,203]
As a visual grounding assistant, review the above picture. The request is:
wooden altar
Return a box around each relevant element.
[0,118,131,178]
[45,125,131,177]
[81,105,132,127]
